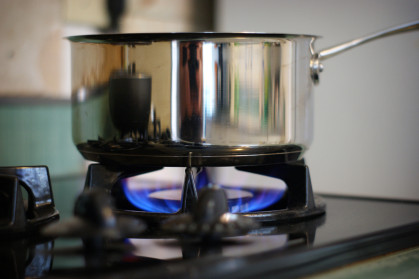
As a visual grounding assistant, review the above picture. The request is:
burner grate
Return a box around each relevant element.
[0,166,59,237]
[84,160,325,226]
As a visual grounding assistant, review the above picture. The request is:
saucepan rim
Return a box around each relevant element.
[67,32,318,44]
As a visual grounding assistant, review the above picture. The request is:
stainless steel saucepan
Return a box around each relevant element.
[68,21,418,167]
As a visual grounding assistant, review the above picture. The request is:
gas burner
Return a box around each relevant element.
[0,166,59,237]
[83,159,325,230]
[162,184,258,239]
[3,164,419,278]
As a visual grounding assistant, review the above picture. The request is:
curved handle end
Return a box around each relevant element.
[310,55,324,85]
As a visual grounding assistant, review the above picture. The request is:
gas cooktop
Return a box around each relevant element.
[1,165,419,279]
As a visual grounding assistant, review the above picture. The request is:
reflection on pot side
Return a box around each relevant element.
[70,36,312,166]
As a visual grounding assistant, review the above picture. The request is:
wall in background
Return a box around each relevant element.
[0,0,67,98]
[215,0,419,200]
[0,100,84,177]
[0,0,213,99]
[64,0,212,33]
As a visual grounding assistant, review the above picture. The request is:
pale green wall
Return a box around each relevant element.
[0,100,84,177]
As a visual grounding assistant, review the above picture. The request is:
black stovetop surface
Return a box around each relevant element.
[3,176,419,279]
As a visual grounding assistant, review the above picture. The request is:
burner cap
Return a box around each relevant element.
[148,188,253,204]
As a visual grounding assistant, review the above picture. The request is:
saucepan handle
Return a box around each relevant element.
[311,20,419,84]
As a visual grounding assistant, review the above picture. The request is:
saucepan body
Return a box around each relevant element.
[70,33,315,167]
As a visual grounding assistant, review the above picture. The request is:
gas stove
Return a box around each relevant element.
[1,164,419,279]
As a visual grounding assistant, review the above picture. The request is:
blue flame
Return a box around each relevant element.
[227,187,285,213]
[196,169,210,189]
[122,179,182,213]
[122,168,286,213]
